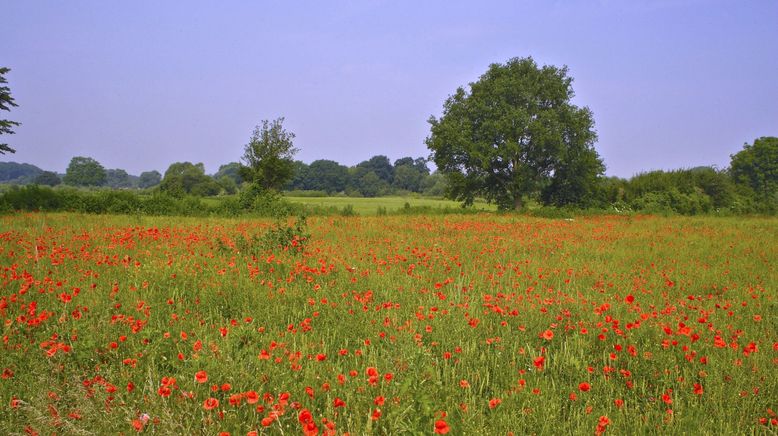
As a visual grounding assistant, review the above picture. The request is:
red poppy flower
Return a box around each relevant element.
[579,382,591,392]
[195,370,208,383]
[203,397,219,410]
[434,419,450,434]
[245,391,259,404]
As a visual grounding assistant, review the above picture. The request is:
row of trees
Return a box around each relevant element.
[285,156,443,196]
[3,59,775,213]
[10,152,441,198]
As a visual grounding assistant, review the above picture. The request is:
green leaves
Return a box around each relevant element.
[241,118,298,191]
[426,57,603,210]
[0,67,21,154]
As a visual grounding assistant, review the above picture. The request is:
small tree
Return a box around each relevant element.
[1,67,21,154]
[63,156,107,187]
[426,57,603,210]
[240,118,298,191]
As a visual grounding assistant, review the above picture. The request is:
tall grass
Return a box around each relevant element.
[0,213,775,434]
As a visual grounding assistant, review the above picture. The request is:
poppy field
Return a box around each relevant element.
[0,212,776,435]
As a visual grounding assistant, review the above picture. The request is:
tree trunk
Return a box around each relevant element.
[513,195,522,210]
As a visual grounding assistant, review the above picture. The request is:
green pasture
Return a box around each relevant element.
[283,195,496,215]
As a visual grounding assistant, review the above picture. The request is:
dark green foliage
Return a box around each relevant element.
[306,160,349,193]
[0,185,63,210]
[354,171,389,197]
[105,168,133,188]
[394,157,430,175]
[0,67,20,154]
[217,176,238,195]
[588,166,761,215]
[214,162,244,185]
[33,171,61,186]
[541,136,606,207]
[138,170,162,189]
[0,185,213,216]
[285,161,310,191]
[160,162,220,197]
[240,118,298,191]
[730,137,778,206]
[63,156,107,186]
[426,57,603,210]
[356,155,394,184]
[238,183,294,216]
[0,161,43,183]
[393,158,430,193]
[621,167,739,214]
[421,171,448,197]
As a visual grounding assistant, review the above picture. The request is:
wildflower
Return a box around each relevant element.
[203,397,219,411]
[434,419,450,434]
[195,370,208,383]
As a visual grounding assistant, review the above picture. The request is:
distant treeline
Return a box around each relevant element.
[1,146,776,216]
[0,155,445,197]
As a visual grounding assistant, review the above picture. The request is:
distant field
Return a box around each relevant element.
[283,195,496,215]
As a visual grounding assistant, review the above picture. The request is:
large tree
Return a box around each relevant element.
[426,57,603,210]
[63,156,107,187]
[240,118,298,191]
[729,136,778,203]
[1,67,20,154]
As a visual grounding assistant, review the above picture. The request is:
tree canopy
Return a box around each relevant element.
[1,67,21,154]
[730,136,778,204]
[307,159,350,193]
[138,170,162,189]
[105,168,133,188]
[240,118,298,191]
[160,162,220,197]
[33,171,61,186]
[63,156,107,187]
[426,57,603,210]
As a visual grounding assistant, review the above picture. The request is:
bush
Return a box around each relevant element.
[340,204,357,217]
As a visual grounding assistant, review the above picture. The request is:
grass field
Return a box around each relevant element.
[198,195,497,215]
[284,195,496,215]
[0,212,776,434]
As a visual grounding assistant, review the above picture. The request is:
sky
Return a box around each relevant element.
[2,0,776,178]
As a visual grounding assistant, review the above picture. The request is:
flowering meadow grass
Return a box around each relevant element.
[0,212,776,435]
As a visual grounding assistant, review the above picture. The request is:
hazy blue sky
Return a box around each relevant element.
[2,1,776,178]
